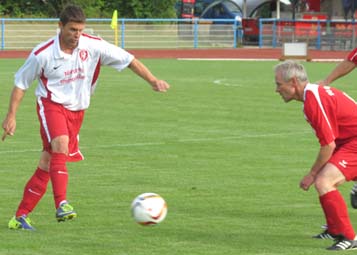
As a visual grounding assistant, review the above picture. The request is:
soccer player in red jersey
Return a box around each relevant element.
[2,5,169,230]
[275,60,357,251]
[321,47,357,208]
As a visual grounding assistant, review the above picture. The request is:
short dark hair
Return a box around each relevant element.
[59,5,86,25]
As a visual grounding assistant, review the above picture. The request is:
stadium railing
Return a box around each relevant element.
[259,18,357,51]
[0,18,243,50]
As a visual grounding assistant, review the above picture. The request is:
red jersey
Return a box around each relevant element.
[347,47,357,64]
[303,84,357,147]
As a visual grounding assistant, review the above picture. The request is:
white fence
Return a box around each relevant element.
[0,18,243,50]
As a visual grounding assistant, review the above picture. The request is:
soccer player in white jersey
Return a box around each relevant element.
[275,60,357,251]
[2,5,170,230]
[320,47,357,209]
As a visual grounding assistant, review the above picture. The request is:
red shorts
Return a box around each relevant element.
[329,139,357,181]
[36,97,85,162]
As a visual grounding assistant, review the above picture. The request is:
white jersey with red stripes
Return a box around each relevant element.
[15,33,134,111]
[303,83,357,147]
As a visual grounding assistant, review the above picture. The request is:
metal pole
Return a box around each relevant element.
[1,19,4,50]
[353,0,356,49]
[194,18,198,48]
[121,19,125,49]
[277,0,280,19]
[259,19,263,48]
[243,0,247,18]
[233,18,237,48]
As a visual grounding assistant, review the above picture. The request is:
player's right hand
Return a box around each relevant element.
[151,79,170,92]
[2,116,16,141]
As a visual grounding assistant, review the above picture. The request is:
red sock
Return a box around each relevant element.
[320,190,355,239]
[50,153,68,209]
[16,167,50,217]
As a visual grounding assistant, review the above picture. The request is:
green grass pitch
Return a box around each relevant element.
[1,58,357,255]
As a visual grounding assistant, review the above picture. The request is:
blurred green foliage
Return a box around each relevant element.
[0,0,177,18]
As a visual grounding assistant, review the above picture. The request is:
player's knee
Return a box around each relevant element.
[314,175,333,195]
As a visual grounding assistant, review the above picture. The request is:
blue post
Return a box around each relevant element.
[353,19,356,50]
[1,18,4,50]
[316,21,321,50]
[193,18,198,48]
[272,19,277,48]
[259,19,263,48]
[121,19,125,49]
[233,19,237,48]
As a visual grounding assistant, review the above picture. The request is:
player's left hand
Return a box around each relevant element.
[299,173,315,191]
[152,80,170,92]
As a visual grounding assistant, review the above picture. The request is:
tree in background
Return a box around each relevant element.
[0,0,46,17]
[115,0,177,18]
[0,0,177,18]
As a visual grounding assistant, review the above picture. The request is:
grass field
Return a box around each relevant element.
[1,58,357,255]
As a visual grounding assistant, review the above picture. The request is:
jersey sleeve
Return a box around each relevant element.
[14,52,41,90]
[347,47,357,65]
[98,40,134,71]
[304,89,336,146]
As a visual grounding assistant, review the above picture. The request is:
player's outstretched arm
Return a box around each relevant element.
[320,60,356,86]
[128,58,170,92]
[2,87,26,141]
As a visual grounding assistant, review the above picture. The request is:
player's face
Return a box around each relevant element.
[275,72,295,102]
[59,21,85,52]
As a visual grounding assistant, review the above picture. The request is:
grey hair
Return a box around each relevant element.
[274,60,308,83]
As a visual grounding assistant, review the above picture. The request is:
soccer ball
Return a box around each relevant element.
[131,193,167,225]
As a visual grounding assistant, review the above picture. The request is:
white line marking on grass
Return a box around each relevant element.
[0,131,310,154]
[213,79,242,87]
[312,59,343,62]
[178,131,310,143]
[178,58,344,62]
[91,142,166,148]
[178,58,277,61]
[0,148,41,154]
[0,142,166,155]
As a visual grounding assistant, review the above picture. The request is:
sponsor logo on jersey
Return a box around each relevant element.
[339,160,348,168]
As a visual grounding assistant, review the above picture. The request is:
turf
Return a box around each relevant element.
[0,58,357,255]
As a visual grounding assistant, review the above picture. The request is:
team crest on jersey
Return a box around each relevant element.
[79,49,88,61]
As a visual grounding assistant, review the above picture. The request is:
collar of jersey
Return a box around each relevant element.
[54,34,84,59]
[303,83,315,101]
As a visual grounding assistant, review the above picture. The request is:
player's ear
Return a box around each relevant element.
[58,21,64,30]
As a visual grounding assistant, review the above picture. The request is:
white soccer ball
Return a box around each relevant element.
[131,193,167,225]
